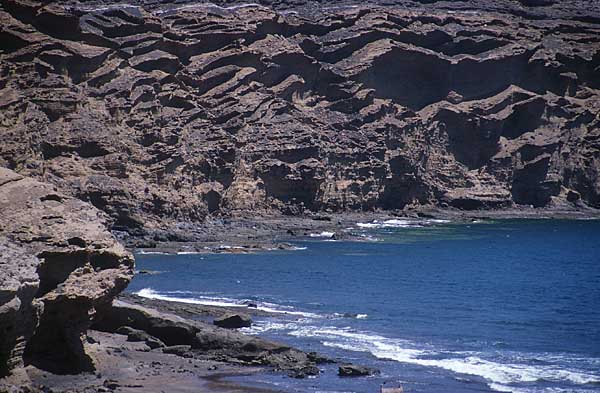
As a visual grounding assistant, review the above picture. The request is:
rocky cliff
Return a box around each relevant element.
[1,0,599,235]
[0,167,134,376]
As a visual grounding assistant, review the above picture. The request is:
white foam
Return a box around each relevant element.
[356,219,421,229]
[176,251,204,255]
[310,231,335,238]
[358,233,381,242]
[136,288,244,307]
[135,288,321,318]
[356,218,450,229]
[332,313,368,319]
[287,325,600,388]
[489,382,523,393]
[154,2,262,15]
[136,250,170,255]
[77,4,141,12]
[242,320,306,335]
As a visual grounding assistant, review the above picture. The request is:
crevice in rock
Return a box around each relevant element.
[35,250,89,298]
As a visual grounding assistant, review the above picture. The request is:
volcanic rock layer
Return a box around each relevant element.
[0,0,599,234]
[0,167,134,376]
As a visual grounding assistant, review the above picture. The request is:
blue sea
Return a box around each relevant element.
[128,219,600,393]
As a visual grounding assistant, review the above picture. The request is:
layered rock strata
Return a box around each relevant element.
[0,0,599,236]
[0,168,134,375]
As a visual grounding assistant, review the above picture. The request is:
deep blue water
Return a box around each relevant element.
[129,219,600,393]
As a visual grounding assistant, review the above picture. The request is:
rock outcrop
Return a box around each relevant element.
[338,364,380,377]
[213,314,253,329]
[0,0,599,236]
[0,168,134,375]
[93,299,321,376]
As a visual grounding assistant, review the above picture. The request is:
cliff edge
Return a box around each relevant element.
[0,0,599,237]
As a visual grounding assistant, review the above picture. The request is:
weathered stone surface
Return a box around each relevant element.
[0,1,599,238]
[161,345,193,357]
[0,167,134,375]
[338,363,380,377]
[0,240,42,377]
[213,314,253,329]
[94,300,200,346]
[94,299,320,375]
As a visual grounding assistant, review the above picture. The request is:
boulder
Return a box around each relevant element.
[162,345,193,358]
[144,336,166,350]
[338,364,380,377]
[307,352,335,364]
[0,168,134,375]
[117,327,165,349]
[213,314,252,329]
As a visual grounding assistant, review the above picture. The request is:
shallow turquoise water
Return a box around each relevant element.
[129,219,600,393]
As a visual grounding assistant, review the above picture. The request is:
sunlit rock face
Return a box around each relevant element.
[0,168,134,375]
[1,0,599,234]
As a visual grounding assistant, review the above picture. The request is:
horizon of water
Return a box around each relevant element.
[128,219,600,393]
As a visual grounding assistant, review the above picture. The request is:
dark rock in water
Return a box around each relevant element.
[288,365,321,378]
[308,352,336,364]
[137,269,161,275]
[0,168,134,376]
[213,314,253,329]
[246,303,258,309]
[338,364,380,377]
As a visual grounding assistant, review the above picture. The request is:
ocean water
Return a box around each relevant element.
[129,219,600,393]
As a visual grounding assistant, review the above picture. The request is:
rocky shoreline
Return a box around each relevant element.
[123,206,600,254]
[1,155,599,393]
[1,291,345,393]
[0,168,363,393]
[1,151,599,393]
[2,0,600,389]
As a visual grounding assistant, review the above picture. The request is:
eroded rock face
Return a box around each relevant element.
[0,0,599,235]
[0,240,42,377]
[0,168,134,375]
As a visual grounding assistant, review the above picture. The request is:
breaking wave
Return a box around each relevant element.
[135,288,322,318]
[356,218,450,229]
[284,325,600,392]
